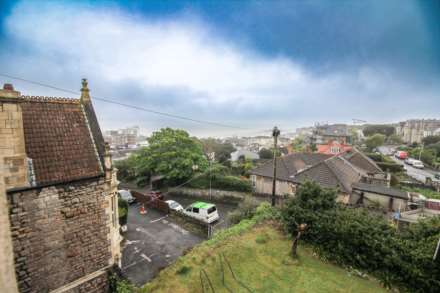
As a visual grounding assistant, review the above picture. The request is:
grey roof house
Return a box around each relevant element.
[250,148,398,207]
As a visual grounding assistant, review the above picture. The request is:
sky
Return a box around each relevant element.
[0,0,439,137]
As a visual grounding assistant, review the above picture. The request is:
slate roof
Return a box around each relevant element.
[20,96,103,186]
[291,156,365,193]
[352,182,408,199]
[341,149,383,174]
[249,153,332,181]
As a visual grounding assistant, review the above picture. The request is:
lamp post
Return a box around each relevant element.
[272,126,280,207]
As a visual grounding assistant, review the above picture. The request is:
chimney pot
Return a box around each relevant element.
[3,83,14,91]
[0,83,20,98]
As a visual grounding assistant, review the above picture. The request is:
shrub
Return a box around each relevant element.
[227,197,260,224]
[376,162,403,173]
[366,152,384,162]
[188,174,252,192]
[118,198,128,226]
[176,265,192,275]
[281,183,440,292]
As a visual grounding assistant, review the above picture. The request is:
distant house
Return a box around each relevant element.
[0,81,120,292]
[313,124,352,145]
[231,149,259,161]
[317,140,352,155]
[250,148,393,205]
[250,153,332,196]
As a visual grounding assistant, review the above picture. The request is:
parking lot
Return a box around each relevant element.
[121,195,238,286]
[121,204,203,285]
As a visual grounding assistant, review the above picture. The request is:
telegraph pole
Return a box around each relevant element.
[272,126,280,206]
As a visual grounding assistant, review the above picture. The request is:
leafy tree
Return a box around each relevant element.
[387,134,403,145]
[290,137,305,152]
[363,125,395,137]
[258,148,273,159]
[422,135,440,146]
[200,138,236,164]
[134,128,208,184]
[364,134,385,151]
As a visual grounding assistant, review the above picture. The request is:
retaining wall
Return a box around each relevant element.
[168,187,248,204]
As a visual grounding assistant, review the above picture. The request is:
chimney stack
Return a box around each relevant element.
[80,78,91,103]
[0,83,21,99]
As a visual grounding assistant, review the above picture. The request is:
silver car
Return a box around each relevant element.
[118,190,135,204]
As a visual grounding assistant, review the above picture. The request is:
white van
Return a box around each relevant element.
[412,160,424,169]
[183,202,220,224]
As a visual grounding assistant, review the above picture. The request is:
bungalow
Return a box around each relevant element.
[250,148,392,205]
[351,182,409,211]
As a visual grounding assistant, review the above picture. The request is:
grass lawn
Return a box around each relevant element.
[141,224,388,293]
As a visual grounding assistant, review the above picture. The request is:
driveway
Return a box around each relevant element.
[121,204,204,286]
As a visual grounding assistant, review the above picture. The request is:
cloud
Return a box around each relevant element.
[0,1,438,137]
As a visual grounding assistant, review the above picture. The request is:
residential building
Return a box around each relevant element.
[250,149,393,206]
[316,140,352,155]
[250,153,332,196]
[104,126,140,148]
[230,149,259,161]
[313,124,352,145]
[0,81,120,292]
[351,182,409,211]
[395,119,440,144]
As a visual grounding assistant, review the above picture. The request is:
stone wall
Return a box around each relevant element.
[0,163,19,293]
[168,210,209,238]
[8,177,112,293]
[168,187,248,204]
[0,100,29,189]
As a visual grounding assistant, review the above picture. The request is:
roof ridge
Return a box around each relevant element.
[351,147,382,172]
[324,158,352,193]
[21,95,80,104]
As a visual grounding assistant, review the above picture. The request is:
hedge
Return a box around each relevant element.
[282,203,440,292]
[188,175,252,192]
[365,152,384,162]
[376,162,403,173]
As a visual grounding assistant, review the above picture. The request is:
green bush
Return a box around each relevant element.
[376,162,404,173]
[176,265,192,275]
[118,198,128,226]
[188,174,252,192]
[281,182,440,292]
[365,153,384,162]
[226,197,260,224]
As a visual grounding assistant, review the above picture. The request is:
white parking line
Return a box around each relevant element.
[141,253,152,262]
[150,215,168,223]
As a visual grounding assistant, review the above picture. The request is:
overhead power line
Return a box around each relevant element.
[0,73,246,130]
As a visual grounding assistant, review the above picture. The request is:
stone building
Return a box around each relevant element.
[395,119,440,144]
[0,80,120,292]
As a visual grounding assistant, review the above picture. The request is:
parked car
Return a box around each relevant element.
[412,160,424,169]
[183,202,220,224]
[405,158,416,165]
[165,200,183,212]
[118,190,135,204]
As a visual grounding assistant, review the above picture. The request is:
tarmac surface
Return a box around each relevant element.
[120,193,238,286]
[121,204,203,286]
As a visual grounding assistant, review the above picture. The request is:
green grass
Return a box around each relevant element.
[141,225,388,293]
[401,186,440,199]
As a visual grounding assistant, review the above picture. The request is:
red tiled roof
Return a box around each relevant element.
[21,97,102,185]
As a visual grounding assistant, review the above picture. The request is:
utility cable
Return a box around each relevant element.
[0,73,246,130]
